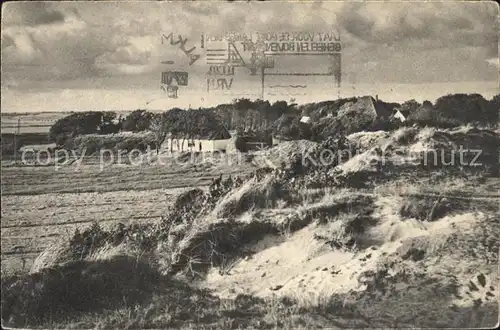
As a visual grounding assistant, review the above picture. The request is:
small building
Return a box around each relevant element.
[163,137,231,153]
[362,96,392,120]
[393,109,407,122]
[337,96,392,121]
[162,129,232,152]
[19,143,57,153]
[300,116,311,124]
[392,109,410,122]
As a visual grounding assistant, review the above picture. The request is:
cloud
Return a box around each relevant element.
[336,2,498,51]
[94,36,157,75]
[1,6,89,66]
[1,1,498,88]
[2,4,115,82]
[2,2,67,26]
[1,32,44,64]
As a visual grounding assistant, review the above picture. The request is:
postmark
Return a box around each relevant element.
[158,30,342,99]
[159,32,201,98]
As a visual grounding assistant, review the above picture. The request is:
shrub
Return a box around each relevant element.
[311,99,390,140]
[1,133,51,156]
[65,132,157,154]
[49,112,120,146]
[408,94,496,128]
[272,114,304,140]
[434,93,492,125]
[1,138,15,156]
[121,110,154,132]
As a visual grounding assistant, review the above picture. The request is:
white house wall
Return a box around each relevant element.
[394,111,406,122]
[213,139,231,150]
[162,138,231,152]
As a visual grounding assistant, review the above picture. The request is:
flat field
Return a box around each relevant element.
[0,111,133,134]
[1,157,254,273]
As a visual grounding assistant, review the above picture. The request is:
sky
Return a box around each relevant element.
[1,0,499,112]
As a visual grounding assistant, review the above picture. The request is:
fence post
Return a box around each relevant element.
[14,118,21,164]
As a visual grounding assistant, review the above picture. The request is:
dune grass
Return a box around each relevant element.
[3,128,499,328]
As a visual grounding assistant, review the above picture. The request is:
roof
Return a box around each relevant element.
[339,96,392,119]
[19,143,56,152]
[393,110,407,122]
[365,96,392,119]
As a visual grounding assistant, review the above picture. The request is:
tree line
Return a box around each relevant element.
[49,93,499,151]
[49,108,231,152]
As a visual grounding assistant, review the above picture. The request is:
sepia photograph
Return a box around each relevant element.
[1,0,499,328]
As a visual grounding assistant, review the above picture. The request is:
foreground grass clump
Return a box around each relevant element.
[1,255,365,329]
[3,254,496,329]
[2,256,162,327]
[30,221,161,273]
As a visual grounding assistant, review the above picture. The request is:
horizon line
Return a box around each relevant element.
[1,91,499,116]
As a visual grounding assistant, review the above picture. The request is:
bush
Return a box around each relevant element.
[272,114,302,140]
[1,138,15,156]
[409,94,496,128]
[49,112,120,146]
[121,110,153,132]
[65,132,157,154]
[398,99,421,114]
[435,93,492,125]
[1,133,51,156]
[310,97,394,140]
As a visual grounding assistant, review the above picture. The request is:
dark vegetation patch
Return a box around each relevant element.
[399,196,471,221]
[1,133,50,156]
[401,248,426,262]
[1,256,163,327]
[168,220,279,276]
[407,94,498,128]
[279,136,360,190]
[419,128,499,176]
[64,132,158,155]
[69,222,158,261]
[312,195,377,250]
[314,195,375,226]
[48,108,231,154]
[217,178,284,218]
[49,111,121,146]
[442,215,500,264]
[321,212,379,251]
[120,109,153,132]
